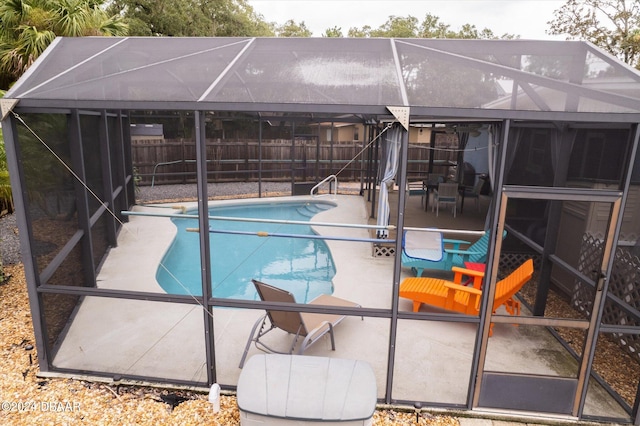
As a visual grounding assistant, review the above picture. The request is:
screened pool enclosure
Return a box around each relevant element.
[4,36,640,424]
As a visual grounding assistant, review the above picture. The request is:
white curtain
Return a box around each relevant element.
[376,124,402,238]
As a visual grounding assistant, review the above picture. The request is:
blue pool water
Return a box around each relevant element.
[156,201,337,303]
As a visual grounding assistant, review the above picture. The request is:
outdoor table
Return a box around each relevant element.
[237,354,376,426]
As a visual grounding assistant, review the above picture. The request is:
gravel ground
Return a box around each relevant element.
[0,212,20,265]
[137,182,295,204]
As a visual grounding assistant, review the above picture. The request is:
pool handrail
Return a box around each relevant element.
[311,175,337,199]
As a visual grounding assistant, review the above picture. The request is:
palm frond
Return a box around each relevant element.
[0,26,54,81]
[95,11,128,36]
[0,0,32,29]
[52,0,91,37]
[0,42,27,81]
[16,24,55,59]
[79,4,127,36]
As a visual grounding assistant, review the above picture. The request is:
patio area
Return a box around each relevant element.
[49,187,628,421]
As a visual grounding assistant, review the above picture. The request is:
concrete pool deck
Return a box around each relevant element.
[50,191,629,423]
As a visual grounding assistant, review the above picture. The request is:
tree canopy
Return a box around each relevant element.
[274,19,311,37]
[0,0,128,90]
[548,0,640,67]
[346,14,516,39]
[107,0,274,36]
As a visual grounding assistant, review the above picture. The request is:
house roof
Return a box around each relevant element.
[7,36,640,122]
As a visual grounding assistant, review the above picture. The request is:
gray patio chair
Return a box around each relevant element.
[462,177,487,213]
[407,180,427,208]
[239,279,361,368]
[433,182,459,217]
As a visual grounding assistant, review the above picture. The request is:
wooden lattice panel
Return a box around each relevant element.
[498,252,538,279]
[572,234,640,361]
[373,244,395,257]
[571,234,602,318]
[607,249,640,358]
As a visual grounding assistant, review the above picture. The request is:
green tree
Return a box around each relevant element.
[107,0,274,37]
[432,15,515,39]
[323,26,343,37]
[548,0,640,67]
[347,25,371,38]
[0,126,11,216]
[106,0,201,36]
[369,15,419,37]
[0,0,127,90]
[0,88,12,217]
[418,14,452,38]
[275,19,312,37]
[348,13,514,39]
[204,0,273,36]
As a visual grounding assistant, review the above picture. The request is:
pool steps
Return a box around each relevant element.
[296,203,332,218]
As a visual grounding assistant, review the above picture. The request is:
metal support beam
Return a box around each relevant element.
[1,113,50,372]
[99,110,117,246]
[534,127,577,315]
[385,125,409,403]
[258,118,263,197]
[195,111,216,385]
[69,110,96,285]
[472,119,510,408]
[120,113,135,208]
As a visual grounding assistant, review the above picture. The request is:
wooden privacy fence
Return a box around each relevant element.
[132,138,454,186]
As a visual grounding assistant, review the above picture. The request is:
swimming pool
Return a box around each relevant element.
[156,201,337,303]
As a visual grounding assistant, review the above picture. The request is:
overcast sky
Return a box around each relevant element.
[248,0,567,39]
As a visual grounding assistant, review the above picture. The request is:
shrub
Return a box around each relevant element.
[0,128,13,215]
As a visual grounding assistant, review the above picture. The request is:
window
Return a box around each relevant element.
[568,129,629,182]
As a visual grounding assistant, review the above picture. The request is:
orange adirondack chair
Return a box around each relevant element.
[399,259,534,335]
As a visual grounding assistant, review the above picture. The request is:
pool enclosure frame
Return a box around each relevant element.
[3,36,640,424]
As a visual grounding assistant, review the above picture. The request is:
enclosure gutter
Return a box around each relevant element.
[13,101,640,126]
